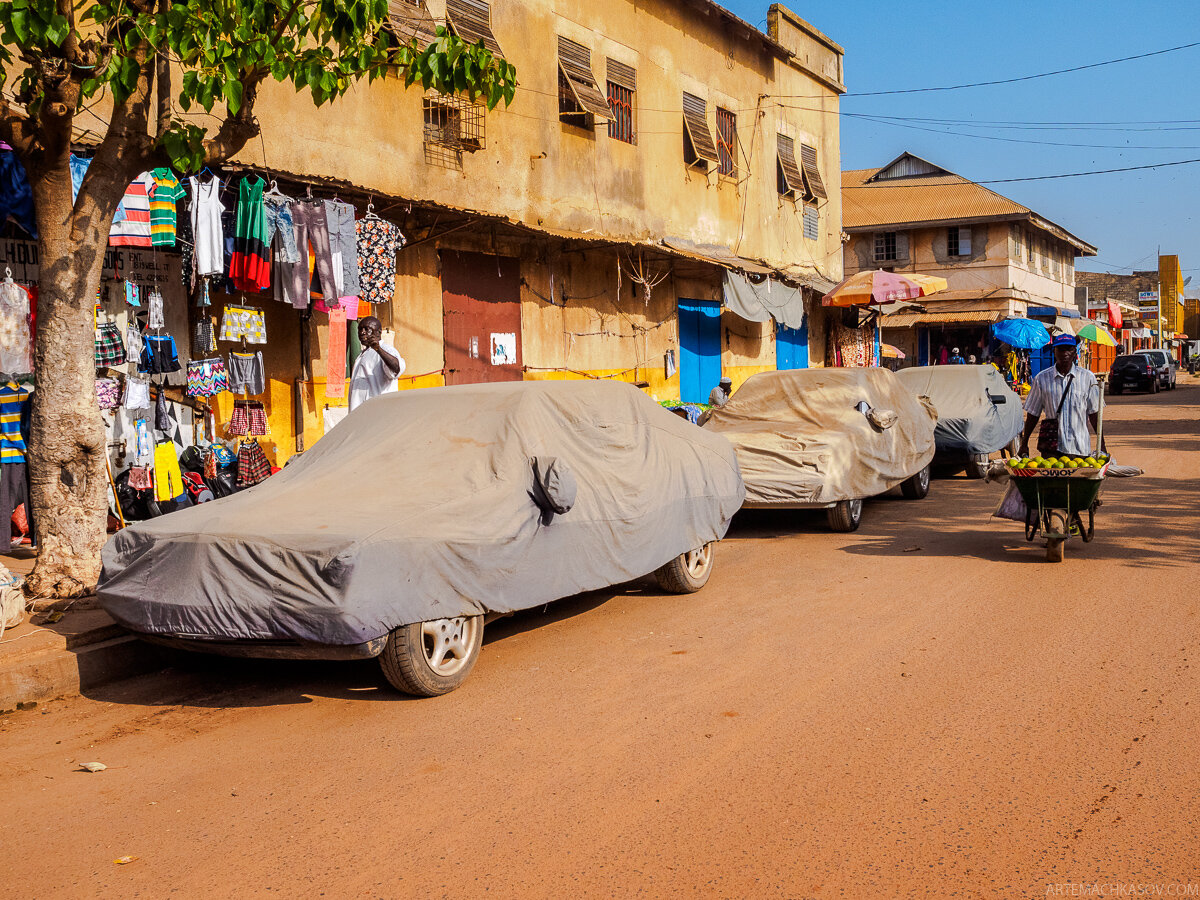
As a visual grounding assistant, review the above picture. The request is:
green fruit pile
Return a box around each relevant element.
[1006,454,1108,471]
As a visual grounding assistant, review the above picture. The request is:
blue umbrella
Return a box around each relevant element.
[992,318,1051,350]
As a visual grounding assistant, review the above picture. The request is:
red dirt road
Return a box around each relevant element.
[2,381,1198,898]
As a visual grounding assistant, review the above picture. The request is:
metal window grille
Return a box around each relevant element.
[423,91,485,170]
[875,231,897,262]
[716,108,737,177]
[803,205,819,241]
[607,82,634,143]
[948,226,970,256]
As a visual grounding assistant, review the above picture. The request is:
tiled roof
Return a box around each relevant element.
[841,155,1096,254]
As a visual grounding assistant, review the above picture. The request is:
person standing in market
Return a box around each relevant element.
[708,376,733,408]
[348,316,405,411]
[949,347,966,365]
[1018,333,1107,458]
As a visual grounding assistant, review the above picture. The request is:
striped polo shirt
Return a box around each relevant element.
[148,168,185,247]
[0,381,33,463]
[108,171,154,247]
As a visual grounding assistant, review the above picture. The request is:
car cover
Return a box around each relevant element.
[98,381,745,646]
[702,368,936,506]
[895,365,1023,454]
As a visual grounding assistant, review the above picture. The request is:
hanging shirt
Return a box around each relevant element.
[189,175,226,276]
[0,149,37,238]
[355,218,406,306]
[108,172,154,247]
[69,153,127,222]
[0,381,33,462]
[348,339,405,411]
[229,176,271,292]
[0,281,33,374]
[148,168,185,247]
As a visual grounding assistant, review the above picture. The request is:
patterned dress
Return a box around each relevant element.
[228,176,270,292]
[355,217,407,306]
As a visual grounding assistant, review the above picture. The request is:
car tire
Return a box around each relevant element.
[965,452,991,479]
[379,615,484,697]
[827,498,863,533]
[1151,379,1159,394]
[654,543,715,593]
[900,463,932,499]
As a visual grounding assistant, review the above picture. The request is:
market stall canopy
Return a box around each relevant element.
[1074,321,1118,347]
[822,269,947,308]
[896,364,1023,455]
[702,368,937,506]
[993,317,1051,350]
[98,381,745,646]
[880,343,905,359]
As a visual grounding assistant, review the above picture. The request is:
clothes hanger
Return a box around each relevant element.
[364,199,381,221]
[3,267,12,283]
[264,179,288,200]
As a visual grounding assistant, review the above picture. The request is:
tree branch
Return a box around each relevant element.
[201,67,267,164]
[155,0,171,138]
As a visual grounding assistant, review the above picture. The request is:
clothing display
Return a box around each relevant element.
[147,289,165,330]
[0,462,27,552]
[108,171,154,247]
[247,402,268,436]
[828,322,877,368]
[134,417,153,461]
[348,340,404,411]
[186,357,230,398]
[128,464,153,491]
[355,216,406,306]
[236,440,271,486]
[189,175,225,276]
[124,374,150,410]
[338,295,362,320]
[263,196,300,264]
[326,307,347,399]
[229,400,270,437]
[193,318,216,355]
[125,323,144,365]
[0,381,33,463]
[290,200,339,301]
[69,153,127,221]
[124,280,141,307]
[229,176,271,292]
[94,321,126,367]
[325,199,360,298]
[227,350,265,395]
[148,168,185,247]
[153,441,184,502]
[95,377,121,409]
[0,280,33,374]
[177,206,196,293]
[140,334,181,374]
[219,305,267,344]
[0,149,37,237]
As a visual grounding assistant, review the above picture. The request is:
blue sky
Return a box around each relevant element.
[722,0,1200,276]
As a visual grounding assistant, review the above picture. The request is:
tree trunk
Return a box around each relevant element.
[23,158,127,603]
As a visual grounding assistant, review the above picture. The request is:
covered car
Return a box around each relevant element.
[702,367,937,532]
[99,380,745,696]
[895,364,1023,478]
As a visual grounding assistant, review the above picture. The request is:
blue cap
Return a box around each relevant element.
[1052,333,1078,348]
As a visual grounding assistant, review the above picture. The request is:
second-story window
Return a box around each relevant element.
[606,60,636,144]
[558,37,615,129]
[803,205,819,241]
[682,92,720,170]
[875,231,898,262]
[776,134,802,198]
[716,108,737,177]
[948,226,972,257]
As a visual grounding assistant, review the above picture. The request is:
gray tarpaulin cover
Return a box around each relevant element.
[98,381,745,646]
[702,368,937,506]
[895,365,1023,454]
[722,270,807,329]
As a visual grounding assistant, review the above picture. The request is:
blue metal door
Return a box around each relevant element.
[776,322,808,369]
[678,299,722,403]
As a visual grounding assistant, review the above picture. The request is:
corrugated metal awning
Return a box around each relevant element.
[800,143,827,201]
[777,135,803,197]
[558,37,615,121]
[682,93,720,164]
[446,0,504,58]
[662,238,772,275]
[880,309,1005,328]
[387,0,438,48]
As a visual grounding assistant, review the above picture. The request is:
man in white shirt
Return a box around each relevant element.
[1018,333,1106,458]
[348,316,405,411]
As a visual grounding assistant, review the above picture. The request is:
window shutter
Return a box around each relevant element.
[895,231,909,259]
[681,93,720,165]
[803,206,819,241]
[386,0,438,48]
[558,37,615,121]
[799,143,827,201]
[959,227,972,255]
[445,0,504,58]
[606,59,636,92]
[776,134,803,196]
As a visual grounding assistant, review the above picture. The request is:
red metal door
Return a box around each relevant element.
[441,250,523,385]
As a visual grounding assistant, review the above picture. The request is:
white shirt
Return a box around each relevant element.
[348,342,405,411]
[1024,363,1100,456]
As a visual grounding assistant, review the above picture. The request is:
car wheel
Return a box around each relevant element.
[827,498,863,532]
[901,463,932,499]
[654,543,715,593]
[379,615,484,697]
[965,452,991,479]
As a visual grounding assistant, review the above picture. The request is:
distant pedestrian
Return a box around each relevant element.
[967,354,977,364]
[949,347,966,365]
[708,376,733,407]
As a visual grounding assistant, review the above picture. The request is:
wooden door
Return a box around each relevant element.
[441,250,522,385]
[677,299,722,403]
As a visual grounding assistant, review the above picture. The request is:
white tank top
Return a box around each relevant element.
[189,176,225,277]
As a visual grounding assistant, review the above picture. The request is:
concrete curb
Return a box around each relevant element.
[0,609,167,711]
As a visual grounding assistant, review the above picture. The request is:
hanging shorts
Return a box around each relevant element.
[124,374,150,410]
[236,440,272,487]
[193,319,216,355]
[247,400,269,436]
[219,305,267,344]
[95,377,121,409]
[153,441,184,502]
[140,335,181,374]
[94,322,126,367]
[187,357,230,397]
[227,350,265,395]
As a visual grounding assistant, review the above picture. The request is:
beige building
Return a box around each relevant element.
[841,153,1096,365]
[209,0,846,457]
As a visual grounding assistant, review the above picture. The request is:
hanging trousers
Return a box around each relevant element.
[284,200,339,310]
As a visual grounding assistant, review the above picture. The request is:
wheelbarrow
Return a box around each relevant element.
[1011,464,1106,562]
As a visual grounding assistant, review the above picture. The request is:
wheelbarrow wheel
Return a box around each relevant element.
[1045,509,1068,562]
[1046,538,1065,562]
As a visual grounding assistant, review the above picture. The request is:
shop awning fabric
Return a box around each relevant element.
[880,309,1005,328]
